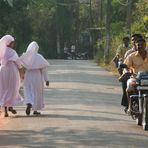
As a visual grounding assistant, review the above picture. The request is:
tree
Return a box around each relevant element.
[104,0,111,64]
[0,0,147,60]
[132,0,148,36]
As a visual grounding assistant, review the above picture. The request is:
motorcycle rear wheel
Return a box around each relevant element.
[142,95,148,130]
[136,113,142,126]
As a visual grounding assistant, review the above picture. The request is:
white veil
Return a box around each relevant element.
[0,35,15,59]
[20,41,49,69]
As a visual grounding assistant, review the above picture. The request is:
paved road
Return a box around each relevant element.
[0,60,148,148]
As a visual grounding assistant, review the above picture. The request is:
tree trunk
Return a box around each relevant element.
[126,0,132,36]
[104,0,111,64]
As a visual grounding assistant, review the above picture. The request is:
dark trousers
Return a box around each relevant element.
[121,81,128,107]
[71,52,76,59]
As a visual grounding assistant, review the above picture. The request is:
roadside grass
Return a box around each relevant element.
[98,61,119,77]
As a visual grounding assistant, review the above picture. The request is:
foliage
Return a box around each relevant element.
[0,0,32,54]
[0,0,147,59]
[132,0,148,37]
[27,0,57,58]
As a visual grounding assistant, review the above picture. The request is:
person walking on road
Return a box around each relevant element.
[20,41,49,115]
[0,35,23,117]
[63,45,68,59]
[71,44,76,59]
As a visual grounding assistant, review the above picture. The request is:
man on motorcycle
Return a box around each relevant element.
[124,38,147,73]
[124,38,147,112]
[118,34,143,112]
[124,34,143,59]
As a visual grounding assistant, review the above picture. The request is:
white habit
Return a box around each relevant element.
[20,41,49,111]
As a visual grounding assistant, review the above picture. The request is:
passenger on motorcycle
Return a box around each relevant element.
[113,36,131,69]
[124,38,147,112]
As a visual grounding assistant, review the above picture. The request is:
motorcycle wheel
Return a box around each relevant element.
[142,95,148,130]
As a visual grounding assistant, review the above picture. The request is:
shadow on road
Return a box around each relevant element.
[0,127,148,148]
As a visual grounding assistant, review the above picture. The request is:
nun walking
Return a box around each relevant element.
[20,41,49,115]
[0,35,23,117]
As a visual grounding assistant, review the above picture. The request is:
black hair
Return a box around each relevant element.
[131,34,143,39]
[123,36,130,41]
[136,38,146,43]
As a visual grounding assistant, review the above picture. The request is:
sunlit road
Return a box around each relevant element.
[0,60,148,148]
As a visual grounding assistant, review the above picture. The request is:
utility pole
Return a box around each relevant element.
[104,0,111,64]
[126,0,132,36]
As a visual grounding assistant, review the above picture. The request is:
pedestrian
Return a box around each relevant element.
[63,45,68,59]
[71,44,76,59]
[20,41,49,115]
[0,35,23,117]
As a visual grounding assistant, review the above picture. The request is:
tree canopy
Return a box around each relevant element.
[0,0,147,60]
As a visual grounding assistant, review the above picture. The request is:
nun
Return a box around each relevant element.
[20,41,49,115]
[0,35,23,117]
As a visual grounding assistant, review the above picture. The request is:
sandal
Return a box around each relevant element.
[8,107,17,114]
[4,107,9,117]
[33,111,41,115]
[4,113,9,117]
[26,104,32,115]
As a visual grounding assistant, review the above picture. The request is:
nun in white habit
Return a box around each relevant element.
[0,35,23,117]
[20,41,49,115]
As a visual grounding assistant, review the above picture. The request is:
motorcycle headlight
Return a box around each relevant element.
[140,79,148,86]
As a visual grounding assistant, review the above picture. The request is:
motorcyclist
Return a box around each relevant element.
[118,34,143,113]
[124,34,143,59]
[124,38,147,112]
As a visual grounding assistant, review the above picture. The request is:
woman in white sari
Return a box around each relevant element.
[20,41,49,115]
[0,35,23,117]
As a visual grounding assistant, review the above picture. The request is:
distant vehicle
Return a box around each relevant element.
[76,52,88,60]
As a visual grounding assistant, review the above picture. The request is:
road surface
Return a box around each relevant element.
[0,60,148,148]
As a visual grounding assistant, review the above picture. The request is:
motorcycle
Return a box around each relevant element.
[76,52,88,60]
[127,71,148,130]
